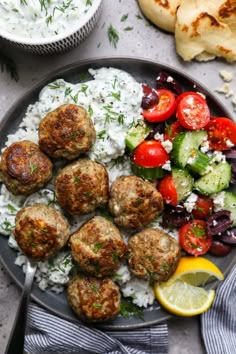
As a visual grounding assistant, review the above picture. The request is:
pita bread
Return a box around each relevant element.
[137,0,181,33]
[175,0,236,62]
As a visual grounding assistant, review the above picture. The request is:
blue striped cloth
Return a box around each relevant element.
[25,304,168,354]
[201,264,236,354]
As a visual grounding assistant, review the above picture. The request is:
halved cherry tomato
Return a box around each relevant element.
[205,117,236,151]
[176,92,210,130]
[158,174,178,206]
[179,220,212,256]
[192,196,213,219]
[164,121,184,141]
[133,140,169,167]
[142,89,176,123]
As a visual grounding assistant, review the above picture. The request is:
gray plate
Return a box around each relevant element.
[0,57,235,330]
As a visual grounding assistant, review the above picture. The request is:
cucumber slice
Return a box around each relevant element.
[131,162,165,180]
[194,162,231,195]
[187,151,210,175]
[171,130,207,168]
[125,124,151,151]
[223,191,236,226]
[172,167,194,202]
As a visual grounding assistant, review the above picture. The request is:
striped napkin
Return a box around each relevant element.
[201,264,236,354]
[25,304,168,354]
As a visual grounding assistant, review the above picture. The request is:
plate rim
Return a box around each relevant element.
[0,56,235,330]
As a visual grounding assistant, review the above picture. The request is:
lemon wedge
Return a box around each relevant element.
[154,280,215,316]
[154,257,223,316]
[170,256,224,286]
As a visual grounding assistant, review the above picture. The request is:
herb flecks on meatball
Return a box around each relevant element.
[69,216,127,277]
[109,175,163,229]
[128,228,181,282]
[67,274,121,322]
[55,159,109,215]
[14,204,70,260]
[38,104,96,160]
[0,140,52,195]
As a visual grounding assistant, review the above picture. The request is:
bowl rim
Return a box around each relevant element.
[0,0,102,46]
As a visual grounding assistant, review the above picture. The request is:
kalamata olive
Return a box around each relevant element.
[141,84,158,110]
[208,240,232,257]
[145,123,166,140]
[156,71,182,96]
[161,205,191,228]
[224,148,236,159]
[230,163,236,184]
[218,228,236,244]
[207,210,233,236]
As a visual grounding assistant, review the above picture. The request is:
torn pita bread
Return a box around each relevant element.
[137,0,181,33]
[175,0,236,62]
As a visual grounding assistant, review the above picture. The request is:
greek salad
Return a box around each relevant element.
[125,71,236,258]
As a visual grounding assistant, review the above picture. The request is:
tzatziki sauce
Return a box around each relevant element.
[0,0,93,39]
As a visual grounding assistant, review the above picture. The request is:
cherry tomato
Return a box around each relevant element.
[142,89,176,123]
[158,174,178,206]
[192,196,213,219]
[179,220,212,256]
[176,92,210,130]
[205,117,236,151]
[133,140,169,167]
[164,121,184,141]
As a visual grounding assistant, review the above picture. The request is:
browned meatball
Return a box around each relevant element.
[0,141,52,195]
[55,159,109,215]
[67,274,120,322]
[69,216,127,277]
[14,204,70,260]
[128,228,181,282]
[108,175,163,229]
[38,104,96,160]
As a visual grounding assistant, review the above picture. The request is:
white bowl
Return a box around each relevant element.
[0,0,103,55]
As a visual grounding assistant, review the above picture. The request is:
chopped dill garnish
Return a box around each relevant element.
[90,284,99,295]
[121,14,128,22]
[93,303,102,308]
[29,161,38,174]
[120,301,144,320]
[107,25,119,48]
[93,242,104,252]
[88,104,93,116]
[124,27,133,31]
[111,91,121,100]
[0,221,14,232]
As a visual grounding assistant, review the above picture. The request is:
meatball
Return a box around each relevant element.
[14,204,70,260]
[128,228,181,282]
[69,216,127,277]
[0,141,52,195]
[55,159,109,215]
[67,274,120,322]
[38,104,96,160]
[109,175,163,229]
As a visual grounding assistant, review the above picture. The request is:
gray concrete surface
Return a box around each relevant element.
[0,0,235,353]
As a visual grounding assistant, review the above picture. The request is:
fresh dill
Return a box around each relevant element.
[29,161,38,174]
[0,221,14,232]
[124,27,133,31]
[107,25,119,48]
[121,14,128,22]
[20,0,28,5]
[119,301,144,320]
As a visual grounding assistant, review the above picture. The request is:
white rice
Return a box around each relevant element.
[0,67,158,307]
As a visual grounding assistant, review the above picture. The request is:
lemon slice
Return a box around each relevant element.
[170,256,224,286]
[154,280,215,316]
